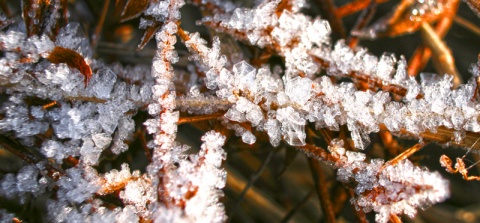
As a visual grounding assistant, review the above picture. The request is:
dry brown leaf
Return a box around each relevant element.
[120,0,149,22]
[138,22,162,50]
[46,46,92,86]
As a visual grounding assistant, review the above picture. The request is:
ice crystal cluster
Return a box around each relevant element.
[0,0,479,222]
[327,139,449,223]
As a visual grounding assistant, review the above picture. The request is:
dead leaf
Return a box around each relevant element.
[46,46,92,86]
[120,0,149,22]
[138,22,162,50]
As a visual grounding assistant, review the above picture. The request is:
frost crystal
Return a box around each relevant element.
[329,140,449,223]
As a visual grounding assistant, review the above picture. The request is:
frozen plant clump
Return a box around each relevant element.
[0,0,479,222]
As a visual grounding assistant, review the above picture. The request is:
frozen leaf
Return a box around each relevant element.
[138,22,162,50]
[121,0,149,22]
[46,46,92,86]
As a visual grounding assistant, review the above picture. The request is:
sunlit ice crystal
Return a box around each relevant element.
[375,53,396,81]
[285,76,313,105]
[229,8,253,30]
[233,61,256,90]
[90,68,117,99]
[276,107,306,146]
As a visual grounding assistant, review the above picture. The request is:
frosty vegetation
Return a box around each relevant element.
[0,0,479,222]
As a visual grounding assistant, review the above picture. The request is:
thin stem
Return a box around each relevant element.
[419,22,462,88]
[335,0,388,18]
[390,214,403,223]
[297,144,337,163]
[454,16,480,37]
[177,112,225,124]
[408,5,458,76]
[228,149,275,221]
[382,143,425,170]
[225,167,309,222]
[308,157,336,223]
[348,0,377,48]
[91,0,110,49]
[280,188,314,223]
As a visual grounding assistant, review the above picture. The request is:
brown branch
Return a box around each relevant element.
[297,144,337,162]
[0,135,64,179]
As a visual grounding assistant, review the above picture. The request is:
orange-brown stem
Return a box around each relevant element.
[177,112,225,124]
[382,143,424,170]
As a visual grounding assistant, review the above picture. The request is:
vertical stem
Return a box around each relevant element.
[308,157,336,223]
[91,0,110,48]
